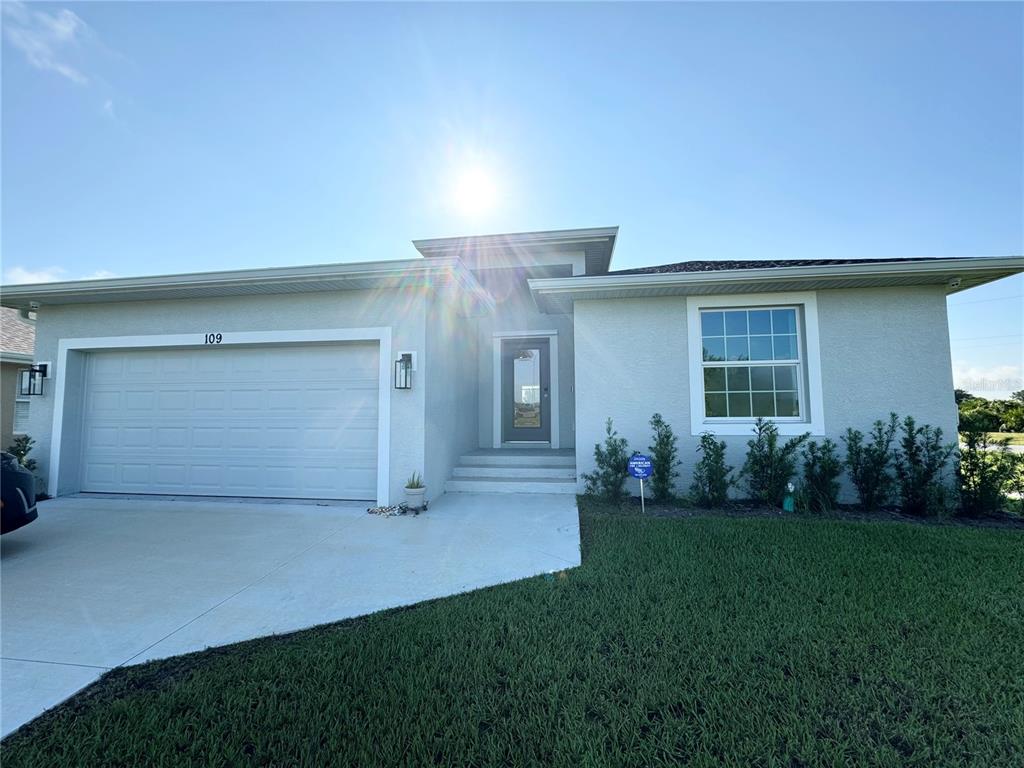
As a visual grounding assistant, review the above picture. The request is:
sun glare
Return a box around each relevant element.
[450,165,498,217]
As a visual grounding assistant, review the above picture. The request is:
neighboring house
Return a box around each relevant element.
[0,307,36,451]
[0,228,1020,505]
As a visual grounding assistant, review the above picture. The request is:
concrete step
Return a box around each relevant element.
[452,465,576,480]
[444,476,578,494]
[458,451,576,468]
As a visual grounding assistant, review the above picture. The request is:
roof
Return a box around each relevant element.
[0,257,494,312]
[529,255,1024,313]
[0,307,35,361]
[413,227,618,276]
[609,257,945,275]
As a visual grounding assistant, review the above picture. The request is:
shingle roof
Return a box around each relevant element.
[608,257,944,276]
[1,307,35,356]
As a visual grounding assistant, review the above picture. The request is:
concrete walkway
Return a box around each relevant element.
[0,492,580,737]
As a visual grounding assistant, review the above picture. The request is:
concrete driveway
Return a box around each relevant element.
[0,493,580,737]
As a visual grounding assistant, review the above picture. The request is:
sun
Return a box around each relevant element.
[450,165,498,217]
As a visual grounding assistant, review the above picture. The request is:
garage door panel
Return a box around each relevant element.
[80,343,380,500]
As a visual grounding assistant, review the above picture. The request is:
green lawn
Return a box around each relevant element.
[4,501,1023,767]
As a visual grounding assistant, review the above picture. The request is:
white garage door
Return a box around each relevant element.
[80,343,379,500]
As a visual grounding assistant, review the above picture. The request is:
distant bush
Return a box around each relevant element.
[958,430,1014,517]
[690,432,733,507]
[801,439,843,513]
[894,416,956,517]
[741,418,809,507]
[648,413,681,503]
[957,393,1024,433]
[842,414,898,511]
[583,418,630,501]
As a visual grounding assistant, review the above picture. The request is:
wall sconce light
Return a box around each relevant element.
[18,363,48,396]
[394,353,413,390]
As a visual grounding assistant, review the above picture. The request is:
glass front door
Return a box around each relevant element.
[501,338,551,443]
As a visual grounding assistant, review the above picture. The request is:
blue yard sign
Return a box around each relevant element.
[628,454,653,479]
[628,453,653,514]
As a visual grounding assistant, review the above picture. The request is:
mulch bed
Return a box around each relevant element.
[611,497,1024,529]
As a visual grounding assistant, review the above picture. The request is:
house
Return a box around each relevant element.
[0,228,1020,505]
[0,307,36,451]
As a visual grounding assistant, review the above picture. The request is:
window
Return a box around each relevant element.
[700,307,802,419]
[686,292,824,436]
[13,397,29,434]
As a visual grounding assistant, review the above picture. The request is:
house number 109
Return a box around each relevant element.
[204,333,223,344]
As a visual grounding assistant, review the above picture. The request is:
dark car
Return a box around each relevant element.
[1,452,38,534]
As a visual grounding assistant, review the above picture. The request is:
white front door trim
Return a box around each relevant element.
[492,330,560,449]
[48,327,392,504]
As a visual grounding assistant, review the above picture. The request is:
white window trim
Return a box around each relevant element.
[48,328,393,504]
[491,330,559,449]
[686,292,824,436]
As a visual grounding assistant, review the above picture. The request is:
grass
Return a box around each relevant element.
[4,500,1023,767]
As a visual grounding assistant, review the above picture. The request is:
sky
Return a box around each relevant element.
[2,1,1022,397]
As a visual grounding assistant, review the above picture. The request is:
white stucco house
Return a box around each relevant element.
[1,227,1020,505]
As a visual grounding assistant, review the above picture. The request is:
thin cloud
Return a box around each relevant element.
[2,1,92,85]
[3,266,68,284]
[2,266,118,284]
[952,362,1022,397]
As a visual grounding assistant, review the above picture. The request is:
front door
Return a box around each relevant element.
[501,338,551,443]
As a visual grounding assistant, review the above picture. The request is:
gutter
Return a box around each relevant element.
[528,256,1024,297]
[0,352,34,365]
[0,256,493,308]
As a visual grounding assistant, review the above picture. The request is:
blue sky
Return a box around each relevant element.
[2,2,1021,396]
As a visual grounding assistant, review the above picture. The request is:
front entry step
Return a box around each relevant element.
[445,477,578,494]
[445,450,578,495]
[452,465,575,480]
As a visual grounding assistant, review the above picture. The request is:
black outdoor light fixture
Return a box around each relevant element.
[18,363,48,396]
[394,353,413,390]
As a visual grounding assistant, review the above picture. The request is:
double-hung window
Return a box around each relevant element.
[700,306,802,420]
[687,292,824,435]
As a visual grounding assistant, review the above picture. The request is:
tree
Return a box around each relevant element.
[1011,390,1024,405]
[954,388,975,405]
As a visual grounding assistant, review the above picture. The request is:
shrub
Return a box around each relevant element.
[648,413,680,503]
[958,430,1014,517]
[6,434,37,472]
[741,418,810,507]
[801,439,843,513]
[893,416,956,517]
[1006,454,1024,516]
[690,432,733,507]
[842,414,898,510]
[583,418,630,501]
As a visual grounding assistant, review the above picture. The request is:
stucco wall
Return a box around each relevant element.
[574,286,958,500]
[26,288,429,505]
[475,271,576,448]
[423,289,479,501]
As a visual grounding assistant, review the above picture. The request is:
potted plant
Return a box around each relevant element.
[404,472,426,511]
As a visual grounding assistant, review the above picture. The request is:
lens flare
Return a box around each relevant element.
[450,165,498,217]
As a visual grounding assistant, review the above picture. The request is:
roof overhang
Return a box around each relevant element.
[413,226,618,276]
[528,256,1024,313]
[0,256,495,313]
[0,351,33,365]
